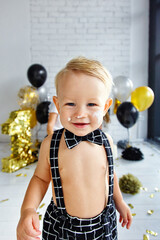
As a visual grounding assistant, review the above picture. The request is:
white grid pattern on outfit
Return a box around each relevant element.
[42,128,117,240]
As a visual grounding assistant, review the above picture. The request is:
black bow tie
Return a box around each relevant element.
[64,129,103,149]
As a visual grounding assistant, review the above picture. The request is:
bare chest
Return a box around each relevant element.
[58,137,107,183]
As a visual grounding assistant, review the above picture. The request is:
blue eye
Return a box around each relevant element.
[66,103,75,106]
[88,103,96,107]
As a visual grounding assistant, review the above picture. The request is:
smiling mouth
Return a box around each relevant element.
[73,123,89,128]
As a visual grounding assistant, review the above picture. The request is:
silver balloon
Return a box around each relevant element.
[113,76,133,102]
[37,85,48,102]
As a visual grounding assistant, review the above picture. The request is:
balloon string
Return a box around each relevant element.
[127,128,130,146]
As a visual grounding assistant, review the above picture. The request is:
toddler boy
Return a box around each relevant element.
[17,57,132,240]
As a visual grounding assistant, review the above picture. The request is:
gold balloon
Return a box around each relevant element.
[18,86,39,110]
[113,98,121,114]
[131,86,154,112]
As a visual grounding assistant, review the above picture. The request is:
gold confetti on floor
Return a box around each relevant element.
[39,203,45,209]
[143,234,150,240]
[16,173,27,177]
[16,173,23,177]
[128,203,134,209]
[154,187,160,192]
[147,210,154,215]
[149,194,154,198]
[132,213,136,216]
[0,199,9,203]
[141,187,148,192]
[146,230,158,236]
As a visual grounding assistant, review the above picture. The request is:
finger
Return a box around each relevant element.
[24,220,41,237]
[126,213,133,229]
[121,217,128,227]
[32,214,41,234]
[119,215,123,223]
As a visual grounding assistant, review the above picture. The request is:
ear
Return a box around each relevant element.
[103,98,112,116]
[53,96,60,113]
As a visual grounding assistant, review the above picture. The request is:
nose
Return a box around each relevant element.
[74,106,87,119]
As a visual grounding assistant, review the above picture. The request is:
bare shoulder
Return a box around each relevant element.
[40,134,53,150]
[104,132,118,159]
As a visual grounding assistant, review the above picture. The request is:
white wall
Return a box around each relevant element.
[0,0,30,141]
[30,0,131,141]
[107,0,149,142]
[129,0,149,140]
[0,0,149,142]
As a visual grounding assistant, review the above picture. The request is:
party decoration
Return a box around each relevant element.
[122,146,144,160]
[113,98,121,114]
[128,203,134,209]
[113,76,133,102]
[36,101,51,124]
[0,199,9,203]
[132,213,136,217]
[141,187,148,192]
[147,210,154,215]
[143,234,149,240]
[39,203,45,208]
[146,230,158,236]
[18,86,39,110]
[16,173,23,177]
[27,64,47,88]
[119,173,142,195]
[116,102,139,128]
[154,187,160,192]
[131,86,154,112]
[149,194,154,198]
[37,85,48,102]
[117,140,129,149]
[29,109,37,128]
[1,110,38,172]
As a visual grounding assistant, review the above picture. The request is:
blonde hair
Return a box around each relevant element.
[55,56,113,97]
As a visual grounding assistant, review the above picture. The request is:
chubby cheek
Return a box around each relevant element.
[59,109,71,127]
[92,110,104,125]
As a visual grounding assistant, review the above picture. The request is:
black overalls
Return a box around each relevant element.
[42,128,117,240]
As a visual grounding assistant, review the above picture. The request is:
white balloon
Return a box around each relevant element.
[113,76,133,102]
[38,85,48,101]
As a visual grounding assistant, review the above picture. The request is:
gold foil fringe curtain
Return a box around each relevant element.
[1,110,38,173]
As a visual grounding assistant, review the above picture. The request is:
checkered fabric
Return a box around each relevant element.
[64,129,103,149]
[42,128,117,240]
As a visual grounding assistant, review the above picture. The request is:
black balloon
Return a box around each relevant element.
[116,102,139,128]
[27,64,47,88]
[36,101,51,124]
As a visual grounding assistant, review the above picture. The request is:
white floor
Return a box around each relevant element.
[0,141,160,240]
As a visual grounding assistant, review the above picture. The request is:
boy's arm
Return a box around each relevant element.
[113,172,132,229]
[21,135,51,213]
[106,133,132,229]
[17,135,52,239]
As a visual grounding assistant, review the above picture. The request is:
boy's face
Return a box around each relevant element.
[53,71,112,136]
